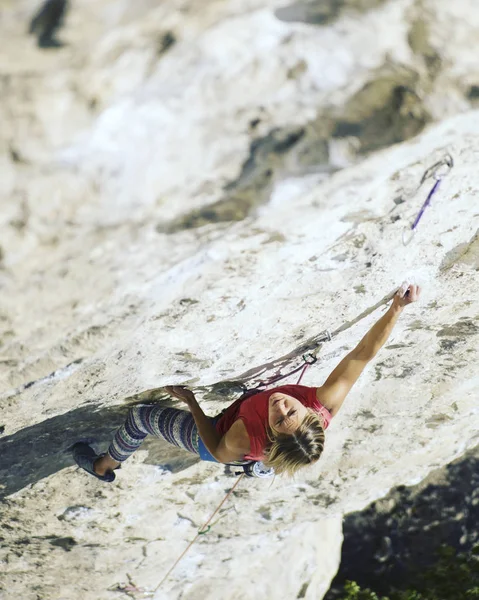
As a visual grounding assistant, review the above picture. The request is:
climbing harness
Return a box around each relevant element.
[402,153,454,245]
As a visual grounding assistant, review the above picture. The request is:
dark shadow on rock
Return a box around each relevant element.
[325,443,479,598]
[157,31,176,55]
[29,0,69,49]
[158,126,305,233]
[468,85,479,100]
[225,126,306,192]
[141,438,199,473]
[157,64,431,234]
[332,71,430,153]
[157,125,331,233]
[157,194,262,233]
[408,16,442,80]
[275,0,341,25]
[0,402,199,500]
[157,66,431,234]
[274,0,386,26]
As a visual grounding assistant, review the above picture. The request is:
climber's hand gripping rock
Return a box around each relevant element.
[393,282,421,309]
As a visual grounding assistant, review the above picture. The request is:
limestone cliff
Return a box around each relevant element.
[0,1,478,599]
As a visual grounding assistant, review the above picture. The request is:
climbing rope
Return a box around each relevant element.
[402,154,454,245]
[234,287,402,399]
[248,330,332,391]
[151,474,245,594]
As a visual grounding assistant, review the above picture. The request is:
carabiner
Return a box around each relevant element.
[302,353,317,365]
[402,227,416,246]
[420,153,454,184]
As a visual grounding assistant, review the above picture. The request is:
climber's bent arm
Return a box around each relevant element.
[188,397,250,463]
[317,302,404,416]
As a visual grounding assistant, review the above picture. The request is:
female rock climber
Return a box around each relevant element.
[72,283,420,481]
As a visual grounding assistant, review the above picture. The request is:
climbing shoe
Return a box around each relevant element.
[72,442,116,483]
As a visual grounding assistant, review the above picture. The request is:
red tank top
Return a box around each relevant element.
[215,384,332,461]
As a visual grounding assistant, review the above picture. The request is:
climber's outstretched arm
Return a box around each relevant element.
[317,284,421,417]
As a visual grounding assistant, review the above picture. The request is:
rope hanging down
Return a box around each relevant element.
[151,473,245,595]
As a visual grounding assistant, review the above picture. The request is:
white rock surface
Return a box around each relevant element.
[0,1,478,599]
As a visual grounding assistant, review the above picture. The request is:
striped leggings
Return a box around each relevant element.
[108,404,208,463]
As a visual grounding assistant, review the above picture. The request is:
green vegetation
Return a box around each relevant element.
[341,545,479,600]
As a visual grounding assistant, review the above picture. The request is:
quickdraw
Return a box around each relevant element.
[251,330,331,390]
[402,154,454,245]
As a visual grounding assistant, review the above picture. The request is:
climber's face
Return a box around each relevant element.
[268,393,308,435]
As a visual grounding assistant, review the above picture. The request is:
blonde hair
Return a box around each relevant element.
[264,409,325,476]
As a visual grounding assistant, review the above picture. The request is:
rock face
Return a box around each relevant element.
[0,1,478,599]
